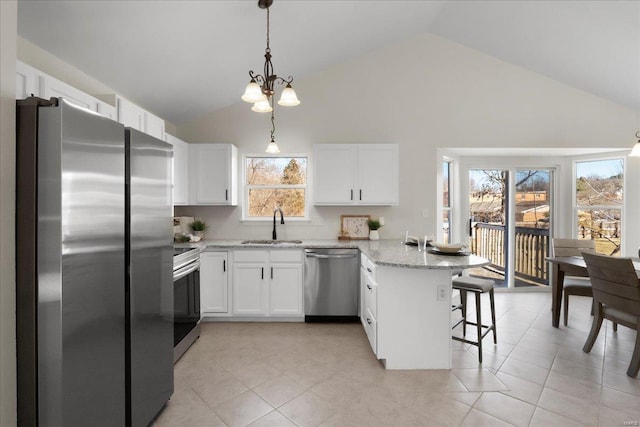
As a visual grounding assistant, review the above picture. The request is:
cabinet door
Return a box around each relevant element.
[191,144,237,205]
[232,263,267,315]
[270,263,303,315]
[164,133,189,205]
[313,145,357,205]
[145,112,165,140]
[118,97,145,131]
[96,101,117,120]
[39,74,98,112]
[200,252,228,314]
[16,61,39,99]
[357,145,399,205]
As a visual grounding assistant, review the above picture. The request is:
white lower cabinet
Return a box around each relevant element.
[270,263,303,315]
[360,253,378,354]
[200,252,228,315]
[230,250,303,318]
[233,262,268,315]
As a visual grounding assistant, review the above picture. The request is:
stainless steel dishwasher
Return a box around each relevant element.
[304,248,360,322]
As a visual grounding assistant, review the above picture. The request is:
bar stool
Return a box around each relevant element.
[451,276,497,363]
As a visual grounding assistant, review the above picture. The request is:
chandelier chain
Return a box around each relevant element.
[266,6,270,53]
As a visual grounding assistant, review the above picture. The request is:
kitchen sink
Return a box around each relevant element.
[241,240,303,245]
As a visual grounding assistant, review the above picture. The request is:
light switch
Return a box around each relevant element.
[437,285,447,301]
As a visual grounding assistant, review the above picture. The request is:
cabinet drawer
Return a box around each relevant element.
[270,250,303,263]
[363,307,377,354]
[233,250,268,263]
[364,259,376,279]
[364,277,377,318]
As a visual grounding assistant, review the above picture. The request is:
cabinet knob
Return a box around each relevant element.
[366,318,372,325]
[366,284,372,290]
[367,267,372,273]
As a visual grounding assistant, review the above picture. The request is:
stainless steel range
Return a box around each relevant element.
[173,247,201,362]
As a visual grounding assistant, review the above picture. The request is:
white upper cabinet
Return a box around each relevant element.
[189,144,238,206]
[357,145,399,205]
[39,73,98,112]
[112,95,165,139]
[314,145,357,204]
[145,111,166,140]
[96,101,117,120]
[313,144,399,205]
[164,133,190,206]
[117,97,145,131]
[16,61,39,100]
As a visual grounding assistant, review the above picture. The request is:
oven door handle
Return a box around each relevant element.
[174,261,200,281]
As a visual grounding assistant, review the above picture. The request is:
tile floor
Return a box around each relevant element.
[154,292,640,426]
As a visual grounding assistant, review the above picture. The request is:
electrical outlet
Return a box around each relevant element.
[437,285,447,301]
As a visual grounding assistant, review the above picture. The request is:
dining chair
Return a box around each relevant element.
[582,252,640,377]
[551,238,599,327]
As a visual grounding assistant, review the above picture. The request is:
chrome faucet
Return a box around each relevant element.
[273,208,285,240]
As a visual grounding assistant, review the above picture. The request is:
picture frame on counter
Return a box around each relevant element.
[339,214,371,240]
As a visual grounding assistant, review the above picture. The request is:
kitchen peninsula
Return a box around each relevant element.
[190,239,490,370]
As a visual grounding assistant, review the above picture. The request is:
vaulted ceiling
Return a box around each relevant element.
[17,0,640,125]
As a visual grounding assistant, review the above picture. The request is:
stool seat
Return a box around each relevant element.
[452,277,494,293]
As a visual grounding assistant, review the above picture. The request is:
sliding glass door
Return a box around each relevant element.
[467,168,552,288]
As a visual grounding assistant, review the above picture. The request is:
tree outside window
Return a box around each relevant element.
[575,158,623,256]
[245,156,307,218]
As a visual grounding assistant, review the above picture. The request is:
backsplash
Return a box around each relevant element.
[172,205,418,241]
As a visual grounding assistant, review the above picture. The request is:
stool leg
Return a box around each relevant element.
[489,289,497,344]
[564,292,569,326]
[476,291,483,364]
[461,290,467,336]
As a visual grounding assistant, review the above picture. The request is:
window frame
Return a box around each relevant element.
[242,153,310,222]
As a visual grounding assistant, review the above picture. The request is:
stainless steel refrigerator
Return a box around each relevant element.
[16,97,173,427]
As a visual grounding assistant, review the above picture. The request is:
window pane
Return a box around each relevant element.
[515,170,550,229]
[576,159,623,207]
[246,157,307,185]
[577,208,621,256]
[443,161,450,207]
[442,210,450,244]
[248,189,305,217]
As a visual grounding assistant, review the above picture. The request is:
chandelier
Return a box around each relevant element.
[241,0,300,113]
[630,131,640,157]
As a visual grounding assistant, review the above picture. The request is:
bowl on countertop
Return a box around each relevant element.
[430,243,465,253]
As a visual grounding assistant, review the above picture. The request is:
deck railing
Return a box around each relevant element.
[471,223,550,285]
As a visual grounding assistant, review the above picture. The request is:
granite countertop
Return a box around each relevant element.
[178,239,490,270]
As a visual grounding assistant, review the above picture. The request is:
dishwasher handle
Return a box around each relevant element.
[305,252,358,259]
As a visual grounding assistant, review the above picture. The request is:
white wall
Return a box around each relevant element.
[176,33,638,248]
[1,2,17,425]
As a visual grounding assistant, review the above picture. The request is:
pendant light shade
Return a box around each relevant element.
[277,84,300,107]
[252,99,273,113]
[265,138,280,154]
[241,80,266,103]
[630,132,640,157]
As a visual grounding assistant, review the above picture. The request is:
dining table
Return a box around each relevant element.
[547,255,640,328]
